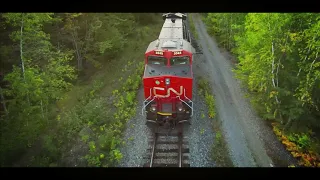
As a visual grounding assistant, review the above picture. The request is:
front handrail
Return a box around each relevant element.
[177,88,193,117]
[142,88,155,116]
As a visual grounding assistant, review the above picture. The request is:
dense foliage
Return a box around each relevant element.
[204,13,320,166]
[0,13,161,166]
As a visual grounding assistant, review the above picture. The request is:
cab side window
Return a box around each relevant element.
[170,56,190,66]
[148,56,167,65]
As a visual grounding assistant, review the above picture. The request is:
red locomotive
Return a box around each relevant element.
[142,13,194,129]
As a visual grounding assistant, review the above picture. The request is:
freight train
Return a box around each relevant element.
[142,13,194,129]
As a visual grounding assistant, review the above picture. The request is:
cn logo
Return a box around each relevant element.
[153,86,184,98]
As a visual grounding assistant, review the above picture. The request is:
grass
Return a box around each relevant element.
[197,76,234,167]
[11,18,163,167]
[211,117,234,167]
[197,77,215,119]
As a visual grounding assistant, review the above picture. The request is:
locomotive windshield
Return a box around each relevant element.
[170,56,190,65]
[148,56,167,65]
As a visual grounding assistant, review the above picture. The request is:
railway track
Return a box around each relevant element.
[143,124,190,167]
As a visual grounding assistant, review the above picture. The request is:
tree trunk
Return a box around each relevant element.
[81,19,92,66]
[20,13,25,79]
[20,13,30,105]
[268,15,279,104]
[71,30,83,72]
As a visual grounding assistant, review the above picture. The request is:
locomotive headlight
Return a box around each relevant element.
[155,80,160,85]
[150,106,157,112]
[177,104,184,112]
[165,78,170,85]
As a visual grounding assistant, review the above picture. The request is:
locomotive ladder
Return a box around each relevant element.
[143,124,190,167]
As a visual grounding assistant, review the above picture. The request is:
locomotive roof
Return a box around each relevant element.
[160,18,183,39]
[145,39,193,53]
[144,64,192,78]
[145,18,193,53]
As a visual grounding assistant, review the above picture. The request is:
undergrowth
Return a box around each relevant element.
[79,60,145,167]
[197,76,233,167]
[197,77,215,119]
[32,71,129,166]
[272,123,320,167]
[52,55,145,167]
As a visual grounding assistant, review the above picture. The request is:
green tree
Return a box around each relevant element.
[204,13,320,129]
[205,13,246,51]
[0,13,75,165]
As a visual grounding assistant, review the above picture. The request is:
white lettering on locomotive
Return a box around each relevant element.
[153,86,184,98]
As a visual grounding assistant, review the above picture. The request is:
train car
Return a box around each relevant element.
[141,13,194,129]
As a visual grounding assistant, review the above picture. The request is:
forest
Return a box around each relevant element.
[0,13,162,167]
[203,13,320,167]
